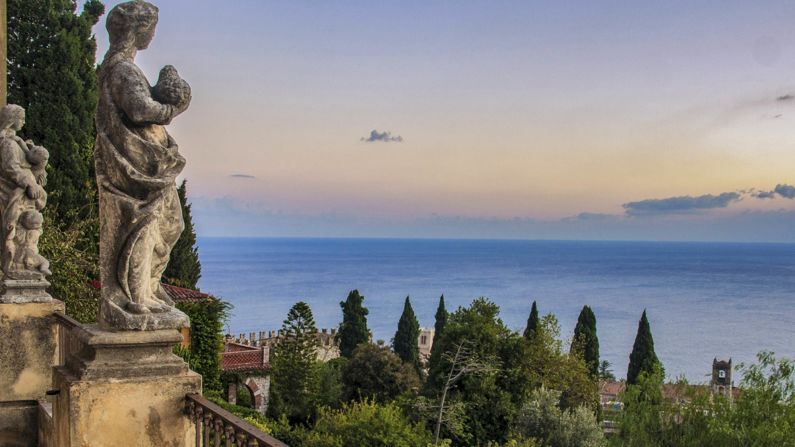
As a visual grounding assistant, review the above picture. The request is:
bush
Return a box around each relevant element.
[303,400,433,447]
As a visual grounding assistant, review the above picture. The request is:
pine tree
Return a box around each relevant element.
[570,305,599,378]
[523,300,540,340]
[627,310,660,385]
[393,296,420,372]
[268,301,320,422]
[337,290,370,358]
[8,0,105,227]
[163,180,202,289]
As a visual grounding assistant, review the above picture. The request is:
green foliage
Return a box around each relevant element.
[342,343,420,403]
[428,294,448,376]
[599,361,616,381]
[269,301,321,423]
[571,305,600,378]
[10,1,105,321]
[8,0,104,228]
[627,310,661,385]
[523,301,540,341]
[317,357,347,409]
[163,180,202,289]
[513,387,605,447]
[523,315,599,411]
[337,290,370,358]
[425,298,515,445]
[393,296,421,372]
[302,400,433,447]
[38,210,99,322]
[426,301,598,446]
[175,298,230,392]
[617,352,795,447]
[616,364,675,447]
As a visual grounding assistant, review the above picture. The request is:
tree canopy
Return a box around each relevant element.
[571,305,600,379]
[393,296,421,372]
[627,310,661,385]
[523,300,540,341]
[337,290,370,358]
[269,301,321,423]
[163,179,202,289]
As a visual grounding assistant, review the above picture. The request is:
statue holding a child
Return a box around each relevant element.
[0,104,53,303]
[95,0,191,330]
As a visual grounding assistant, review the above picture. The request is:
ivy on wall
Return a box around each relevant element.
[176,298,231,392]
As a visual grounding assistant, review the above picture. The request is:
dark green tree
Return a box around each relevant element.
[393,296,420,372]
[342,343,420,403]
[570,305,599,378]
[163,180,202,289]
[627,310,661,385]
[337,290,370,358]
[523,300,539,340]
[269,301,320,423]
[8,0,105,227]
[427,295,448,375]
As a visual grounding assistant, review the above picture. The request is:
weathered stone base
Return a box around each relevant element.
[0,300,63,402]
[99,298,189,331]
[52,325,201,447]
[0,279,53,303]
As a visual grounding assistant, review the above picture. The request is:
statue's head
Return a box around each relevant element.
[106,1,159,51]
[20,211,43,231]
[0,105,25,132]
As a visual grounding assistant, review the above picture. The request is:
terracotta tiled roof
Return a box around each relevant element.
[600,381,626,396]
[221,342,269,372]
[88,280,213,304]
[161,283,213,304]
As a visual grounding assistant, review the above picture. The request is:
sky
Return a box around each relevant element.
[91,0,795,241]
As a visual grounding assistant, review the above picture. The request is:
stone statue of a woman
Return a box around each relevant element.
[0,104,52,304]
[95,0,191,330]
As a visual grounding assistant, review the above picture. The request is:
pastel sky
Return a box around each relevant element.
[91,0,795,241]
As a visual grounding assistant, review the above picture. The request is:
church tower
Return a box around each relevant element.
[711,358,733,401]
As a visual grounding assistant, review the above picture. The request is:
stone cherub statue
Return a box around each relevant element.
[0,104,52,303]
[95,0,191,330]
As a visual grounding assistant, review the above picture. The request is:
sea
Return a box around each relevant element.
[196,237,795,383]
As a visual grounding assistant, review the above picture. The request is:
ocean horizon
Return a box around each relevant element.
[197,237,795,383]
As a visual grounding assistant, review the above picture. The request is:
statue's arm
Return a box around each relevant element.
[111,63,178,125]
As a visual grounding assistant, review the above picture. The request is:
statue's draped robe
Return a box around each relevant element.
[95,54,185,317]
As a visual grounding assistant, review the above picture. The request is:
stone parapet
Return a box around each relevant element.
[52,323,201,447]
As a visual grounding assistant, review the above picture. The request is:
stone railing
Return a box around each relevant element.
[185,393,288,447]
[54,311,86,367]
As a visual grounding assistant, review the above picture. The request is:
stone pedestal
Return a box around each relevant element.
[0,300,63,402]
[52,325,201,447]
[0,279,53,304]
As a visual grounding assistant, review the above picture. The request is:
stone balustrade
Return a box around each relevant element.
[185,393,288,447]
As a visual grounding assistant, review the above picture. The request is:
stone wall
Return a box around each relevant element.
[0,301,63,402]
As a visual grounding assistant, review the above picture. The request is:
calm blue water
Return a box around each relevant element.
[197,238,795,383]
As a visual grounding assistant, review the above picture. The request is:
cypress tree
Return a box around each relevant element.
[427,294,447,376]
[523,300,540,340]
[570,305,600,378]
[393,296,420,372]
[268,301,320,422]
[163,180,202,289]
[337,289,370,358]
[8,0,105,227]
[627,310,660,385]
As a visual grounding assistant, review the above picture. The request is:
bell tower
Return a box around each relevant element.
[711,358,733,400]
